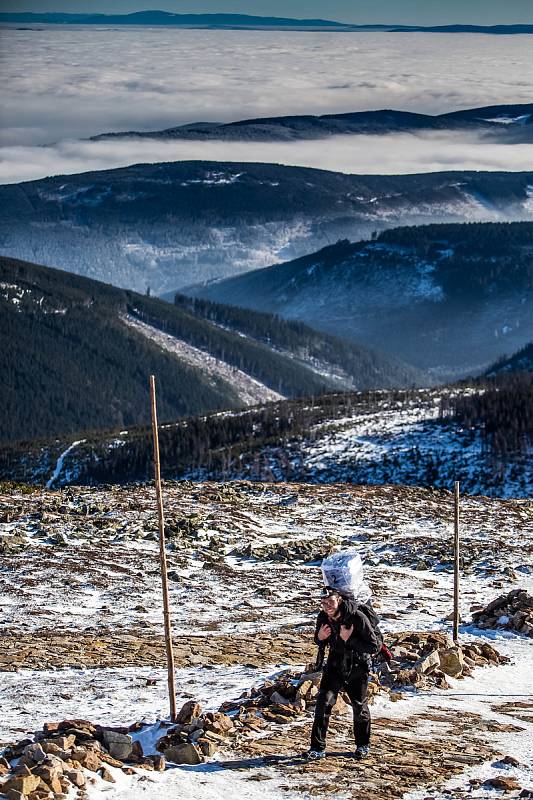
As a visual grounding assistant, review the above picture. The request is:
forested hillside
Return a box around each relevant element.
[0,255,421,444]
[2,373,531,498]
[188,221,533,377]
[1,163,532,294]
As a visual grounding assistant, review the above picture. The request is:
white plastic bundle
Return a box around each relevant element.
[321,548,372,603]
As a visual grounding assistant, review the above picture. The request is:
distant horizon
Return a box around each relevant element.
[1,1,532,26]
[1,11,533,27]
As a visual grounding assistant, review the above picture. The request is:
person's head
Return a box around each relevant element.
[320,587,343,617]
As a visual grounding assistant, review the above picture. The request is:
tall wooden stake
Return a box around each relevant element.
[150,375,177,721]
[453,480,460,643]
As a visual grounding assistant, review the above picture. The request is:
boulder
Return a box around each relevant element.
[204,712,234,736]
[175,700,202,724]
[296,680,313,701]
[415,649,440,674]
[197,739,218,757]
[164,743,204,765]
[1,774,41,796]
[439,646,464,677]
[269,691,292,707]
[102,730,133,761]
[65,769,86,787]
[483,776,521,791]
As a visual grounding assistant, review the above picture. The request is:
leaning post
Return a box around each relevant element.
[453,480,460,643]
[150,374,177,721]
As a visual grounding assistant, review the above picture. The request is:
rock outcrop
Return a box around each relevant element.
[472,589,533,636]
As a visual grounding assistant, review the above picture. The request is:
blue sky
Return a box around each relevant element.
[1,0,532,25]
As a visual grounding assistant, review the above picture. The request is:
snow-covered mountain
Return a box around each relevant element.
[186,221,533,378]
[1,164,532,296]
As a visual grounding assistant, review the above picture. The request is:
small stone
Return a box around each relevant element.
[499,755,520,767]
[73,747,101,772]
[53,736,75,751]
[66,769,86,787]
[4,790,25,800]
[98,767,116,783]
[204,712,234,736]
[43,722,60,735]
[296,680,312,701]
[269,691,292,707]
[332,694,348,715]
[152,755,165,772]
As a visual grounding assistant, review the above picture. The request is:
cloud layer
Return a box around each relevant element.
[1,131,533,185]
[1,26,532,182]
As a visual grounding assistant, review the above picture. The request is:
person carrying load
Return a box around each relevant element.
[307,550,386,761]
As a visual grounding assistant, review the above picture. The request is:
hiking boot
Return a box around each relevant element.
[306,749,326,760]
[354,745,370,760]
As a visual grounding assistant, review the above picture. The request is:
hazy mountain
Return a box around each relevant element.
[93,103,533,144]
[185,221,533,379]
[0,11,356,29]
[1,163,532,296]
[0,254,424,445]
[1,13,531,33]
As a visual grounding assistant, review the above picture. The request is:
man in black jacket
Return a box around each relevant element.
[307,587,379,761]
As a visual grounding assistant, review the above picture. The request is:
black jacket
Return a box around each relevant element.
[314,597,379,674]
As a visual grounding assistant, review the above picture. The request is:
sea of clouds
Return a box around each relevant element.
[1,25,532,182]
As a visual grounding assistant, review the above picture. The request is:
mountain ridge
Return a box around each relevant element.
[92,103,533,144]
[1,12,532,33]
[1,162,532,295]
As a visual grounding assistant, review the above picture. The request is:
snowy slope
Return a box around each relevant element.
[1,481,532,800]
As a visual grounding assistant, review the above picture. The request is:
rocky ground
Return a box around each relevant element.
[1,480,532,799]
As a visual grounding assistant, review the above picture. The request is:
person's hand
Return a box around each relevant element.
[339,623,354,642]
[317,624,332,641]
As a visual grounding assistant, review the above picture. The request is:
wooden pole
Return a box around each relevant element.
[453,480,460,643]
[150,375,177,721]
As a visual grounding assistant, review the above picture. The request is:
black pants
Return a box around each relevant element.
[310,667,371,751]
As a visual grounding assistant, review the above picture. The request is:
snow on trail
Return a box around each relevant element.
[84,761,304,800]
[0,665,277,745]
[45,438,86,488]
[122,314,284,405]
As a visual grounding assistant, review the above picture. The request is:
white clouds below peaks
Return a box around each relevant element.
[1,132,532,185]
[0,26,532,182]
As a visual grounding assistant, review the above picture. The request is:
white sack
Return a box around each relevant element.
[321,548,372,603]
